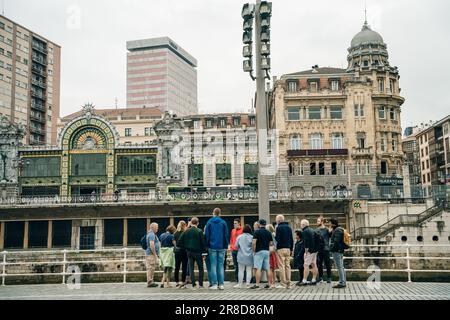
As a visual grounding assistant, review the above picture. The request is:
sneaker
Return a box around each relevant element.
[264,284,271,289]
[210,285,218,290]
[198,286,204,290]
[249,285,260,290]
[309,281,317,286]
[147,283,158,288]
[233,284,242,289]
[219,285,225,290]
[300,281,309,286]
[246,284,251,289]
[179,285,187,289]
[327,279,332,284]
[333,284,346,289]
[275,284,285,289]
[191,286,197,291]
[159,284,164,288]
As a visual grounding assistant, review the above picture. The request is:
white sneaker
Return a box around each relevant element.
[275,284,285,289]
[210,285,218,290]
[233,284,242,289]
[219,285,225,290]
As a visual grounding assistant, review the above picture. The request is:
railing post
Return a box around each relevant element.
[405,244,412,283]
[62,249,67,285]
[123,248,127,284]
[2,251,7,286]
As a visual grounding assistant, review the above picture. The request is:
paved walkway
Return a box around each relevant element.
[0,282,449,300]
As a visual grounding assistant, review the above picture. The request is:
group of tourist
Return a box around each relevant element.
[144,208,347,290]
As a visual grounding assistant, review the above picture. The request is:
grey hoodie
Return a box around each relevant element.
[235,233,254,267]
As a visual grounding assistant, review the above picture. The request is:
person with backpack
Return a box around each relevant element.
[204,208,229,290]
[299,219,319,286]
[293,230,305,286]
[143,223,160,288]
[329,218,347,289]
[177,217,206,290]
[275,215,294,289]
[316,217,332,284]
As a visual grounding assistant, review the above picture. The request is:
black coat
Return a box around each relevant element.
[302,226,318,253]
[330,227,345,253]
[293,240,305,269]
[275,222,294,250]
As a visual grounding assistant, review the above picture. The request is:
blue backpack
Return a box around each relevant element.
[140,234,148,250]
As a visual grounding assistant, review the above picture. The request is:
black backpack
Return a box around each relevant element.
[140,234,148,250]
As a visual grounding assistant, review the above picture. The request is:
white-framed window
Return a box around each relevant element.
[308,106,321,120]
[298,162,304,176]
[378,106,386,119]
[287,107,301,121]
[330,106,343,119]
[331,80,340,91]
[354,104,365,118]
[380,133,387,152]
[378,78,385,92]
[356,161,362,175]
[331,133,344,149]
[365,161,371,175]
[289,134,302,150]
[357,132,366,149]
[125,128,132,137]
[287,81,298,92]
[390,107,397,121]
[390,79,395,93]
[392,133,398,151]
[310,133,323,150]
[341,162,347,175]
[193,120,200,129]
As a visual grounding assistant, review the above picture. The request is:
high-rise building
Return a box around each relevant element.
[126,37,198,117]
[0,15,61,145]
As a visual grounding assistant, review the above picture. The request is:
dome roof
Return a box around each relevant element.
[351,22,384,48]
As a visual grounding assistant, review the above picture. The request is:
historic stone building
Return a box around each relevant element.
[269,20,405,199]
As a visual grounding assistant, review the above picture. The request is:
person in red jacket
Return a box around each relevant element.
[229,218,244,283]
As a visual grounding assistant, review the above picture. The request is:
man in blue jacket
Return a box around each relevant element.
[205,208,229,290]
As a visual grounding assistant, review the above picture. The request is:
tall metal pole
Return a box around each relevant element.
[254,0,270,222]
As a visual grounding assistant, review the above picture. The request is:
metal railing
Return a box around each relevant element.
[352,202,449,241]
[1,244,449,286]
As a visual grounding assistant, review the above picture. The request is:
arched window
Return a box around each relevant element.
[310,133,323,150]
[331,133,344,149]
[289,134,302,150]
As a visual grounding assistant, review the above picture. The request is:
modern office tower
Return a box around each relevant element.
[126,37,198,117]
[0,15,61,145]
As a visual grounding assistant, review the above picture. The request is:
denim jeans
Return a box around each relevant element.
[208,249,226,286]
[205,254,212,284]
[231,250,239,282]
[187,251,204,287]
[332,252,346,285]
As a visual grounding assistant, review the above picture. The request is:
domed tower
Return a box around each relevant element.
[347,21,390,72]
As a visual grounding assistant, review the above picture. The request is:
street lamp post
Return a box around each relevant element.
[242,1,272,222]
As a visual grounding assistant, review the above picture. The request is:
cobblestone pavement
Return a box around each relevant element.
[0,282,449,300]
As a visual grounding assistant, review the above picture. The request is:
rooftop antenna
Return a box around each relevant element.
[363,0,368,27]
[115,97,118,109]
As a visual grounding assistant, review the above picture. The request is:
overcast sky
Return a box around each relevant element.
[4,0,450,129]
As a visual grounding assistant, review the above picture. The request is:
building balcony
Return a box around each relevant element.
[31,102,46,112]
[31,90,45,100]
[284,89,346,100]
[32,42,48,54]
[32,79,46,89]
[287,149,349,157]
[30,115,46,124]
[31,65,47,77]
[29,126,45,135]
[32,55,48,66]
[351,147,374,158]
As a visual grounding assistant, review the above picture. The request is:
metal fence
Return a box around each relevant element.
[1,244,449,286]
